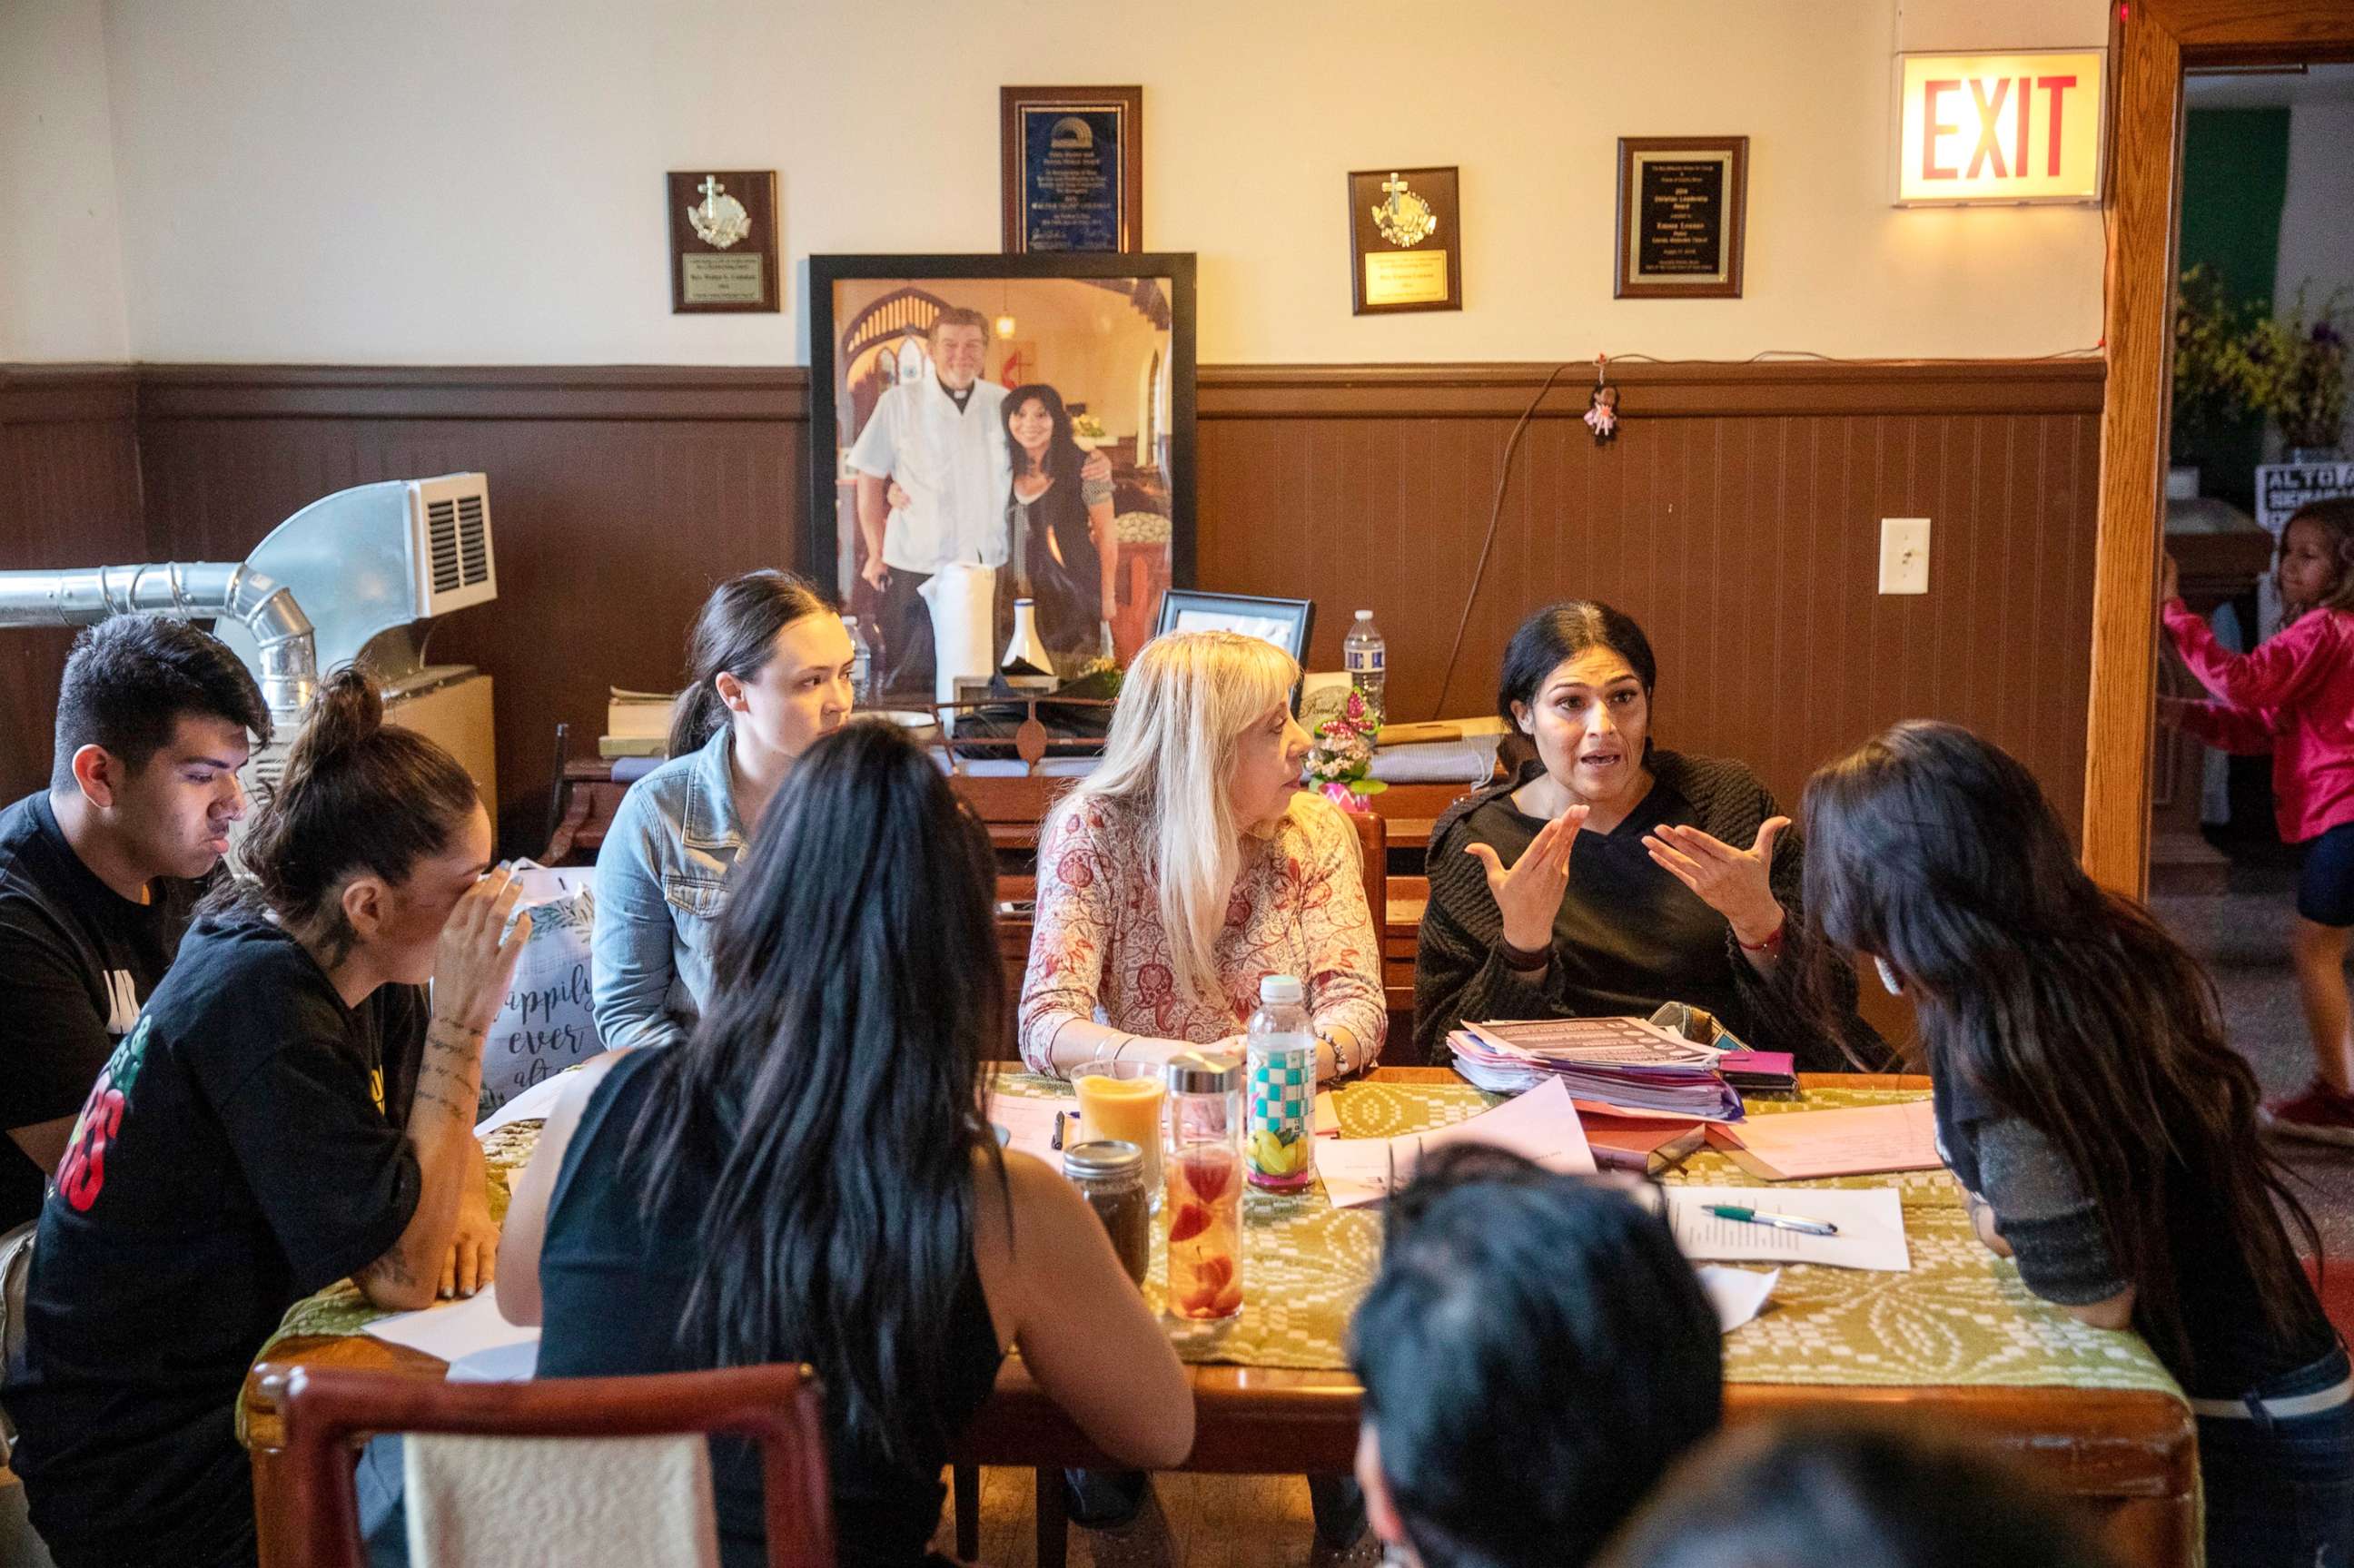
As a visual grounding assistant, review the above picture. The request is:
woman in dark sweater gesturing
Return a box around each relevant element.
[1415,602,1877,1070]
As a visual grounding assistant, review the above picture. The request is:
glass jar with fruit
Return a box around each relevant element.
[1162,1049,1245,1322]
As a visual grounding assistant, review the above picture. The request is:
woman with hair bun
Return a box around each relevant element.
[8,668,533,1568]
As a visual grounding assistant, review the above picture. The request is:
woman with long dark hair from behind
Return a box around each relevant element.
[1797,721,2348,1568]
[592,569,856,1050]
[9,670,529,1568]
[499,720,1193,1568]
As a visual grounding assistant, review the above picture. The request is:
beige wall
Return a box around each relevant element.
[22,0,2108,367]
[2,0,130,361]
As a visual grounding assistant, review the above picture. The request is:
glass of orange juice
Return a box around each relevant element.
[1072,1060,1166,1202]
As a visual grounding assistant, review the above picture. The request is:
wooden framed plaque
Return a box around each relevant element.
[1000,86,1142,253]
[1348,166,1462,315]
[668,171,780,313]
[1614,137,1747,300]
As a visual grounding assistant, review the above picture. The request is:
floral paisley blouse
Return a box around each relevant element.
[1016,791,1387,1076]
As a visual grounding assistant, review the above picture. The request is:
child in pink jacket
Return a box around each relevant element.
[2162,497,2354,1143]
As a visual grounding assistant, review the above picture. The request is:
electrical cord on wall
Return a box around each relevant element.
[1428,361,1576,720]
[1418,341,2104,721]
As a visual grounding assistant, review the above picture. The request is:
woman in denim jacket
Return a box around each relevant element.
[592,571,855,1050]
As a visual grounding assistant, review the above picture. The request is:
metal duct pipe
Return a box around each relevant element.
[0,562,319,731]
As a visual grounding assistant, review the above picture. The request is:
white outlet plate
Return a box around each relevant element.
[1880,518,1931,595]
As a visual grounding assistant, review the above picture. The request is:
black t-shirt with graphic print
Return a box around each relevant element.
[0,790,200,1232]
[7,909,426,1568]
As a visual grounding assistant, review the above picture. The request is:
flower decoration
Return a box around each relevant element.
[1304,685,1387,812]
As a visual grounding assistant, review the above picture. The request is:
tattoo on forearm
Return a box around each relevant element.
[412,1088,471,1121]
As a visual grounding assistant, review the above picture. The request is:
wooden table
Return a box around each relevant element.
[242,1070,2196,1568]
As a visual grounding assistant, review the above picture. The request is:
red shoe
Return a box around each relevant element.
[2261,1080,2354,1147]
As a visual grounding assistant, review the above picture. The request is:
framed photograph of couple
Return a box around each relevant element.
[807,251,1197,705]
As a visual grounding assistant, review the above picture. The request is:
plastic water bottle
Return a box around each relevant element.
[1244,974,1317,1192]
[842,616,873,706]
[1343,610,1386,716]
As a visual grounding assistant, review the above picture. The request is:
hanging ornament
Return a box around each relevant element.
[1583,354,1619,444]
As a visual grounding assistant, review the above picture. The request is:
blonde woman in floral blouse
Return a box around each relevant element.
[1019,630,1386,1081]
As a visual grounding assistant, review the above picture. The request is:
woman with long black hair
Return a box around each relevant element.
[500,720,1192,1568]
[1001,382,1117,671]
[1798,721,2349,1568]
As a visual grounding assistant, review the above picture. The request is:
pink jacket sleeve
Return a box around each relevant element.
[2172,697,2279,755]
[2163,597,2334,710]
[1017,804,1114,1076]
[1299,807,1389,1068]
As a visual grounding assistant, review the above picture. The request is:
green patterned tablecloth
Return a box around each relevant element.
[252,1073,2184,1418]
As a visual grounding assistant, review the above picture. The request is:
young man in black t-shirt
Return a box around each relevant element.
[0,616,270,1232]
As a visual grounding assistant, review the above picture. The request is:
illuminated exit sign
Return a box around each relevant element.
[1895,50,2105,204]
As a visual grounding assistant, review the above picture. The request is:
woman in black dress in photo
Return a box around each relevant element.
[1001,382,1118,672]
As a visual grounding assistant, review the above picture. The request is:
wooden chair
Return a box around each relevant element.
[277,1363,833,1568]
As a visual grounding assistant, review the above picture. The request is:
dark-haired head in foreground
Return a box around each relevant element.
[1350,1144,1724,1568]
[1597,1419,2118,1568]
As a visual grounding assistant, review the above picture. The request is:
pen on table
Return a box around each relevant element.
[1051,1110,1065,1151]
[1703,1203,1838,1238]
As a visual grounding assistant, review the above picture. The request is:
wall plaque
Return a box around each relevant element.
[668,170,780,314]
[1000,86,1142,253]
[1615,137,1747,300]
[1348,166,1462,315]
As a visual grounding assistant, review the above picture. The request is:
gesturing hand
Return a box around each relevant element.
[1641,818,1787,946]
[1464,806,1588,952]
[432,864,534,1038]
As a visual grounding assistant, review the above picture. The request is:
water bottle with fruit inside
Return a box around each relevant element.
[1244,974,1317,1192]
[1164,1050,1245,1321]
[1343,610,1386,718]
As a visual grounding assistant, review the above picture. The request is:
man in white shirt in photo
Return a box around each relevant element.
[849,308,1010,696]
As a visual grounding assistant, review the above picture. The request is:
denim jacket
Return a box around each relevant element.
[591,725,745,1051]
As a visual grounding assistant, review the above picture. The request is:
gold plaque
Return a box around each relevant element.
[682,253,765,305]
[1363,250,1452,308]
[1348,166,1461,315]
[668,170,780,314]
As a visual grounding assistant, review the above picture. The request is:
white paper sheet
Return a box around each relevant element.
[363,1288,542,1364]
[1664,1186,1912,1271]
[474,1070,573,1138]
[1696,1265,1779,1333]
[1319,1079,1596,1208]
[989,1093,1069,1166]
[447,1338,541,1384]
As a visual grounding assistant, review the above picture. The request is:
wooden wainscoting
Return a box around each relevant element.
[0,367,147,803]
[0,359,2102,863]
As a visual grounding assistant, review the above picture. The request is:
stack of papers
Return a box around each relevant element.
[1448,1017,1745,1121]
[1318,1079,1596,1208]
[1706,1100,1941,1179]
[601,687,678,759]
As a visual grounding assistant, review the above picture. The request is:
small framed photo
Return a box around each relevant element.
[1614,137,1747,300]
[1348,166,1462,315]
[1001,85,1143,254]
[1154,590,1315,664]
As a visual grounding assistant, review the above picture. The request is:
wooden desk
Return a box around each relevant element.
[242,1071,2195,1568]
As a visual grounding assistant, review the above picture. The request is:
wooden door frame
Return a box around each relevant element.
[2082,0,2354,895]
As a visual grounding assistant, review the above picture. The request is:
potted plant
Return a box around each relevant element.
[2171,264,2263,490]
[2243,283,2350,462]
